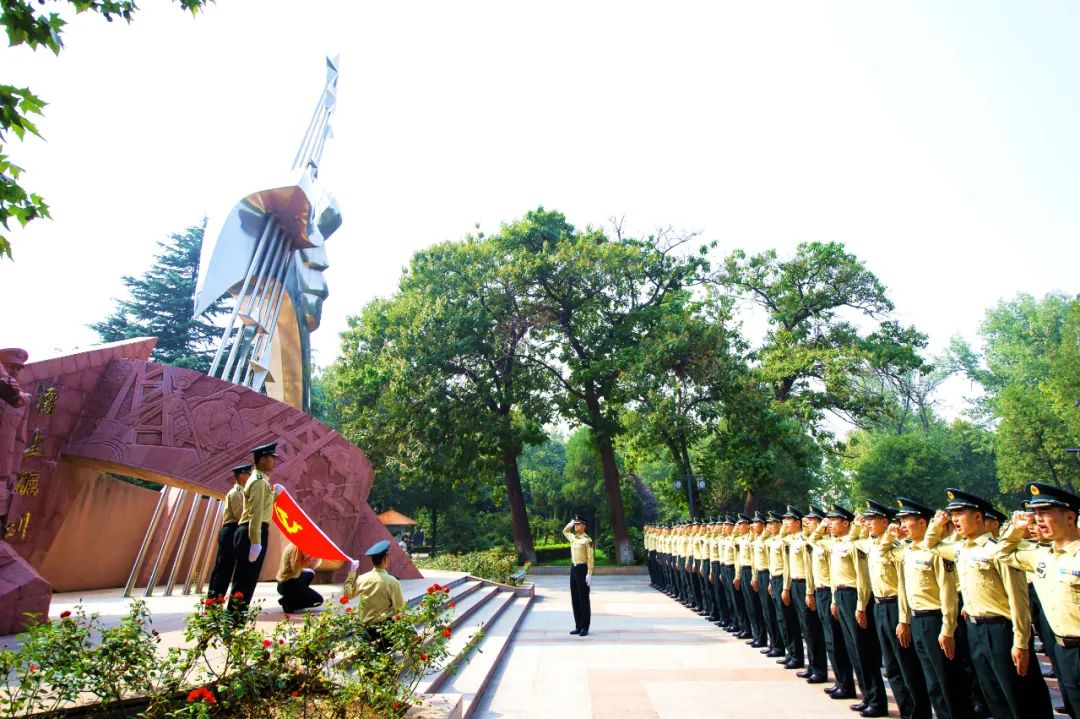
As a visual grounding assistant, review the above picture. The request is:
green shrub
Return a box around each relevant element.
[532,544,571,563]
[414,548,526,586]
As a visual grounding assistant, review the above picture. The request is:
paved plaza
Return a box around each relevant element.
[474,575,893,719]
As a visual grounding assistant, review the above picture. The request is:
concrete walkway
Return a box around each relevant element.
[473,575,891,719]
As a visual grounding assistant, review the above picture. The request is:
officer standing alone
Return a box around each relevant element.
[563,517,594,636]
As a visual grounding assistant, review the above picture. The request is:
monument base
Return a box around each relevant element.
[0,540,51,634]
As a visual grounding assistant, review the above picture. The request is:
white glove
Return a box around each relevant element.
[248,543,263,562]
[272,483,285,497]
[585,574,592,588]
[349,559,359,572]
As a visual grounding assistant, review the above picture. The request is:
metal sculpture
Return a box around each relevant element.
[194,56,342,413]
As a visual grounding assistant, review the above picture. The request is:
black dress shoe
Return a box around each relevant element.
[830,690,856,700]
[825,685,842,695]
[796,670,812,678]
[860,709,887,718]
[766,648,785,658]
[1055,706,1069,716]
[806,674,828,684]
[760,647,771,654]
[785,661,804,670]
[579,630,589,637]
[736,631,752,639]
[750,640,768,648]
[776,658,789,664]
[849,702,868,711]
[570,629,581,635]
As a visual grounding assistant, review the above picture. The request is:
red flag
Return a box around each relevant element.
[272,488,353,562]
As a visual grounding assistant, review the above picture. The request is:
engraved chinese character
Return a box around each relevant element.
[23,429,44,457]
[33,386,58,416]
[15,471,40,496]
[3,512,30,540]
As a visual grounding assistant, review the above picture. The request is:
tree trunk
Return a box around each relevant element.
[743,490,760,516]
[502,441,537,564]
[430,504,439,558]
[595,435,635,565]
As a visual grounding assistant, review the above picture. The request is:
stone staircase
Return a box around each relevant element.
[412,575,533,718]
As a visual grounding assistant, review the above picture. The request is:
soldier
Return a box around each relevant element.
[562,516,594,637]
[708,519,729,626]
[343,540,406,649]
[734,514,766,647]
[275,542,323,613]
[994,482,1080,718]
[228,442,279,610]
[826,504,887,717]
[207,464,250,599]
[984,507,1006,538]
[752,511,784,658]
[805,504,856,697]
[691,521,707,615]
[646,525,659,588]
[767,510,803,668]
[720,516,746,635]
[861,499,931,719]
[925,488,1053,719]
[784,505,827,683]
[890,497,973,719]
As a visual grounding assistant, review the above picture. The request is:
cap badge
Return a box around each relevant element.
[1031,485,1041,496]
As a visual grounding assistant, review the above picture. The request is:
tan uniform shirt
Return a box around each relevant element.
[884,536,959,637]
[766,533,786,577]
[275,543,312,583]
[721,535,736,565]
[806,526,832,595]
[240,470,274,544]
[735,533,753,572]
[785,531,810,591]
[563,525,595,574]
[752,533,769,573]
[221,483,244,525]
[994,531,1080,639]
[343,568,406,624]
[830,528,871,611]
[926,526,1031,649]
[858,533,902,600]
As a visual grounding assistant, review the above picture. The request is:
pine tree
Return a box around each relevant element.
[91,221,228,372]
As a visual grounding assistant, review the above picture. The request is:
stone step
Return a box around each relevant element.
[406,574,472,608]
[448,583,501,630]
[417,587,516,695]
[442,594,533,719]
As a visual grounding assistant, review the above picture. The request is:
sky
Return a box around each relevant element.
[2,1,1079,421]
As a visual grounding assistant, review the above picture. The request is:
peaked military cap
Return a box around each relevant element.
[572,516,586,525]
[721,515,735,525]
[735,513,751,524]
[984,506,1007,524]
[766,510,783,522]
[252,441,279,459]
[365,540,390,556]
[826,504,855,521]
[863,499,896,520]
[231,463,253,475]
[805,504,826,520]
[944,488,993,513]
[895,497,933,519]
[751,510,766,523]
[1025,482,1080,512]
[782,505,804,520]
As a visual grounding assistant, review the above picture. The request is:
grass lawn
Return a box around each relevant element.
[532,549,619,566]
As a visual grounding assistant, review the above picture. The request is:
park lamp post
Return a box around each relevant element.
[674,473,707,520]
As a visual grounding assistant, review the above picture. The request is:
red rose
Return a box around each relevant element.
[59,610,71,619]
[339,596,349,604]
[291,690,299,697]
[345,607,352,613]
[263,639,272,647]
[278,638,285,644]
[441,627,451,638]
[28,664,38,672]
[187,689,201,702]
[419,653,429,661]
[449,602,456,608]
[204,690,216,704]
[217,596,226,604]
[203,598,215,606]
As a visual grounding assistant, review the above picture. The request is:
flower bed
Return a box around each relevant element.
[413,549,527,586]
[1,585,461,718]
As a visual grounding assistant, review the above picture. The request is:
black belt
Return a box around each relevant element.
[968,615,1009,625]
[1057,636,1080,648]
[791,578,807,583]
[834,585,855,591]
[912,609,942,617]
[874,595,898,605]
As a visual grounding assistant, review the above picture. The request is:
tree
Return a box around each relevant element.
[510,209,710,563]
[90,221,228,372]
[717,241,927,510]
[1,0,212,260]
[849,430,959,507]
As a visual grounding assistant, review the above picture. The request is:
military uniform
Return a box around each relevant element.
[860,499,930,719]
[343,540,406,650]
[806,504,856,697]
[827,504,887,717]
[708,521,729,625]
[735,515,766,647]
[275,543,323,613]
[784,505,827,682]
[766,511,802,667]
[720,517,747,635]
[926,488,1053,719]
[228,443,278,609]
[993,483,1080,718]
[207,464,249,599]
[563,518,595,636]
[753,513,784,657]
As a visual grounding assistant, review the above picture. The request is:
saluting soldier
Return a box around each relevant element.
[826,504,887,717]
[889,497,974,719]
[925,488,1053,719]
[994,482,1080,718]
[563,516,594,636]
[752,511,784,658]
[767,510,803,668]
[343,540,406,649]
[207,464,250,599]
[734,514,766,647]
[805,504,856,697]
[784,505,827,683]
[228,442,280,610]
[860,499,931,719]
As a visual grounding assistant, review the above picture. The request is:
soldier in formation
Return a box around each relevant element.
[643,481,1080,719]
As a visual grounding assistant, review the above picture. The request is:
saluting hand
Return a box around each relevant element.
[933,510,950,528]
